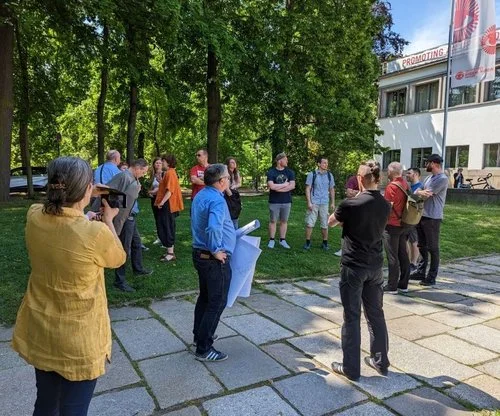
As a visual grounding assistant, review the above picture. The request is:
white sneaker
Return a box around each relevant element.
[279,240,291,249]
[153,238,162,245]
[334,249,342,257]
[267,240,275,249]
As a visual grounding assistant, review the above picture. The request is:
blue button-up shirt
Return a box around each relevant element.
[191,186,236,255]
[94,162,121,185]
[305,169,335,205]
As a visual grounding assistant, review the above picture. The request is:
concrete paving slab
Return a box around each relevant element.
[202,386,299,416]
[387,334,481,387]
[447,374,500,410]
[476,358,500,379]
[379,303,414,320]
[95,341,141,393]
[386,315,453,341]
[0,365,35,416]
[477,255,500,267]
[384,387,469,416]
[440,275,500,291]
[274,372,367,416]
[0,344,27,370]
[294,279,342,303]
[426,310,485,328]
[382,294,446,315]
[446,263,496,275]
[470,290,500,306]
[432,279,496,296]
[222,313,294,344]
[279,292,344,325]
[409,290,468,304]
[446,298,500,320]
[241,293,291,311]
[450,325,500,353]
[264,282,308,296]
[416,334,498,366]
[484,317,500,330]
[139,351,223,409]
[165,406,202,416]
[109,306,151,322]
[336,402,396,416]
[261,342,320,373]
[89,387,155,416]
[221,302,253,317]
[287,331,343,368]
[456,260,500,274]
[204,336,289,389]
[112,318,185,360]
[0,326,13,342]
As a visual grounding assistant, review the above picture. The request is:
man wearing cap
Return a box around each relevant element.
[410,154,449,286]
[266,153,296,249]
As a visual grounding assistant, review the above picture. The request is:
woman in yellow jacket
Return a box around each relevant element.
[12,157,126,416]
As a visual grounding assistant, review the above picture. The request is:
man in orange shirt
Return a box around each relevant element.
[383,162,411,294]
[190,149,209,200]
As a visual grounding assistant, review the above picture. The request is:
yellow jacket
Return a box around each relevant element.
[12,204,126,381]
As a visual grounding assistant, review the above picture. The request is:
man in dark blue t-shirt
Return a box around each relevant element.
[266,152,295,249]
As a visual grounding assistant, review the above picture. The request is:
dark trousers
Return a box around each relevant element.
[150,197,160,238]
[192,249,232,355]
[34,368,97,416]
[157,202,177,249]
[115,216,144,285]
[339,264,390,379]
[383,224,410,290]
[415,216,442,281]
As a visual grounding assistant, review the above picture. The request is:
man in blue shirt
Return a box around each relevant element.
[192,164,236,362]
[94,150,121,185]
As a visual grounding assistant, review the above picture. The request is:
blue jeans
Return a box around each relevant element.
[34,368,97,416]
[339,265,390,379]
[192,249,232,354]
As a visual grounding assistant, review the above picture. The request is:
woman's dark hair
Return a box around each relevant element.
[162,154,177,168]
[43,157,93,215]
[225,157,239,185]
[360,160,381,184]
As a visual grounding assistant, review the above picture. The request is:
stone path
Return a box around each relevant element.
[1,255,500,415]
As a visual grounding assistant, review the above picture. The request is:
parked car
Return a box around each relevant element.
[10,166,48,192]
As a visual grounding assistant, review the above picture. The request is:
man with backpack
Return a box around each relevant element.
[304,156,335,250]
[383,162,411,294]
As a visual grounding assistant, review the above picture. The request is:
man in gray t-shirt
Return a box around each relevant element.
[410,154,449,286]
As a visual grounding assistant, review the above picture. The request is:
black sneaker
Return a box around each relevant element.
[409,272,425,281]
[420,279,436,286]
[330,361,359,381]
[195,347,228,362]
[383,285,398,294]
[134,269,153,276]
[113,282,135,292]
[364,356,388,376]
[192,334,219,346]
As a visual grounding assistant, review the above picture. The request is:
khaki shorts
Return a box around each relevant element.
[305,204,329,229]
[269,203,291,222]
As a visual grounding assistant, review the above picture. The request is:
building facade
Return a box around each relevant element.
[375,30,500,188]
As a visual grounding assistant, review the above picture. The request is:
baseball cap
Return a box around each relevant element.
[425,154,443,164]
[275,152,287,162]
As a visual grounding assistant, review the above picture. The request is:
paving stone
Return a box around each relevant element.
[457,260,500,273]
[450,325,500,353]
[241,293,290,311]
[287,331,343,368]
[89,387,155,416]
[294,279,342,303]
[484,318,500,330]
[382,294,446,315]
[95,341,141,393]
[139,351,223,409]
[336,402,396,416]
[476,358,500,379]
[204,336,289,389]
[0,344,27,370]
[384,387,469,416]
[426,310,485,328]
[264,282,307,296]
[446,263,496,275]
[477,255,500,267]
[386,315,453,341]
[440,275,500,291]
[445,298,500,320]
[279,292,344,325]
[222,313,294,344]
[447,374,500,410]
[0,365,35,416]
[112,318,185,360]
[221,302,253,317]
[0,326,13,342]
[379,303,414,320]
[433,279,496,296]
[202,386,299,416]
[274,372,366,416]
[165,406,202,416]
[410,290,468,304]
[471,291,500,306]
[416,334,498,365]
[261,342,319,373]
[109,306,151,322]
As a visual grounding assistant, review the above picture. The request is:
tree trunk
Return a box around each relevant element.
[0,5,14,202]
[153,99,160,156]
[126,81,138,163]
[137,131,144,159]
[96,23,109,165]
[206,44,221,164]
[15,17,33,197]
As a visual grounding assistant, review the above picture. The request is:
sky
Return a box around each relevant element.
[389,0,500,55]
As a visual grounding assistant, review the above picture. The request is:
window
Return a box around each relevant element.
[415,81,439,112]
[484,67,500,102]
[383,149,401,169]
[385,88,407,117]
[449,85,476,107]
[445,146,469,168]
[411,147,433,168]
[484,143,500,168]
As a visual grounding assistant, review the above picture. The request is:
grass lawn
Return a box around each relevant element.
[1,195,499,325]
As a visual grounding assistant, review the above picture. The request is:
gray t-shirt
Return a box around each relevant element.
[422,173,448,219]
[305,170,335,205]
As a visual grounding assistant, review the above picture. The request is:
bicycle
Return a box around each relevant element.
[459,173,496,190]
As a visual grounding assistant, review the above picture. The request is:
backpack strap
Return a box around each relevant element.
[311,171,317,196]
[389,181,409,220]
